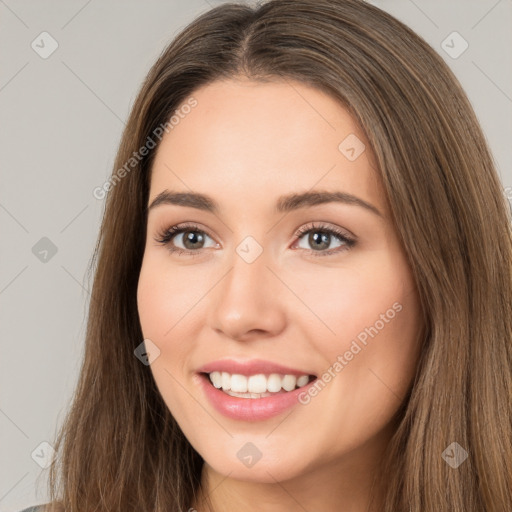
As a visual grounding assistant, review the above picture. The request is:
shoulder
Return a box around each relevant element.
[18,507,44,512]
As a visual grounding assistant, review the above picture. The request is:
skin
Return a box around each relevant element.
[137,77,423,512]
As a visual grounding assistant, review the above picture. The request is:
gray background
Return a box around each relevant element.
[1,1,510,510]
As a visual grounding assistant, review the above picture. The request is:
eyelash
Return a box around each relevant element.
[153,222,356,258]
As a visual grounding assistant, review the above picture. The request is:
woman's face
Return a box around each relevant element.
[137,78,422,485]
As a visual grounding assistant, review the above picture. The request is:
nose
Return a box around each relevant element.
[208,244,287,342]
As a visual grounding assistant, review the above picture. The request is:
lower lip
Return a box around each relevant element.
[198,373,317,421]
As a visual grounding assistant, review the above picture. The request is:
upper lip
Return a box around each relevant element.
[197,358,317,377]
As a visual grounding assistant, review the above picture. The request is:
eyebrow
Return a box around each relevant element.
[147,189,382,217]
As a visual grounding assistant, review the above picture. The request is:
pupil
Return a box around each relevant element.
[310,231,329,250]
[184,231,204,249]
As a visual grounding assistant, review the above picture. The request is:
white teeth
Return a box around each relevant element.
[221,371,231,390]
[248,374,267,394]
[210,371,222,388]
[297,375,309,387]
[267,373,282,392]
[282,374,297,391]
[225,390,273,399]
[207,371,312,393]
[231,374,247,392]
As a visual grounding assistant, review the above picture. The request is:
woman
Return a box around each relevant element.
[24,0,512,510]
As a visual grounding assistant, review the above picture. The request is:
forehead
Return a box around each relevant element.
[148,78,387,218]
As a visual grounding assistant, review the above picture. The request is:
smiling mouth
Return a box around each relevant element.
[201,371,317,399]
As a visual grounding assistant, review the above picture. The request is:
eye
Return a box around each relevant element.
[154,221,356,257]
[292,222,356,257]
[153,222,217,256]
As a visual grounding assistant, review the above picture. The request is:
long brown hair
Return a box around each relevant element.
[44,0,512,510]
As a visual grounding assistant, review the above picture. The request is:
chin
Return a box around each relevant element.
[197,440,312,484]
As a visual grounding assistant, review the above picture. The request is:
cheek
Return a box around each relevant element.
[288,247,416,344]
[136,256,201,419]
[137,253,211,340]
[297,245,421,391]
[324,256,421,407]
[291,255,421,454]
